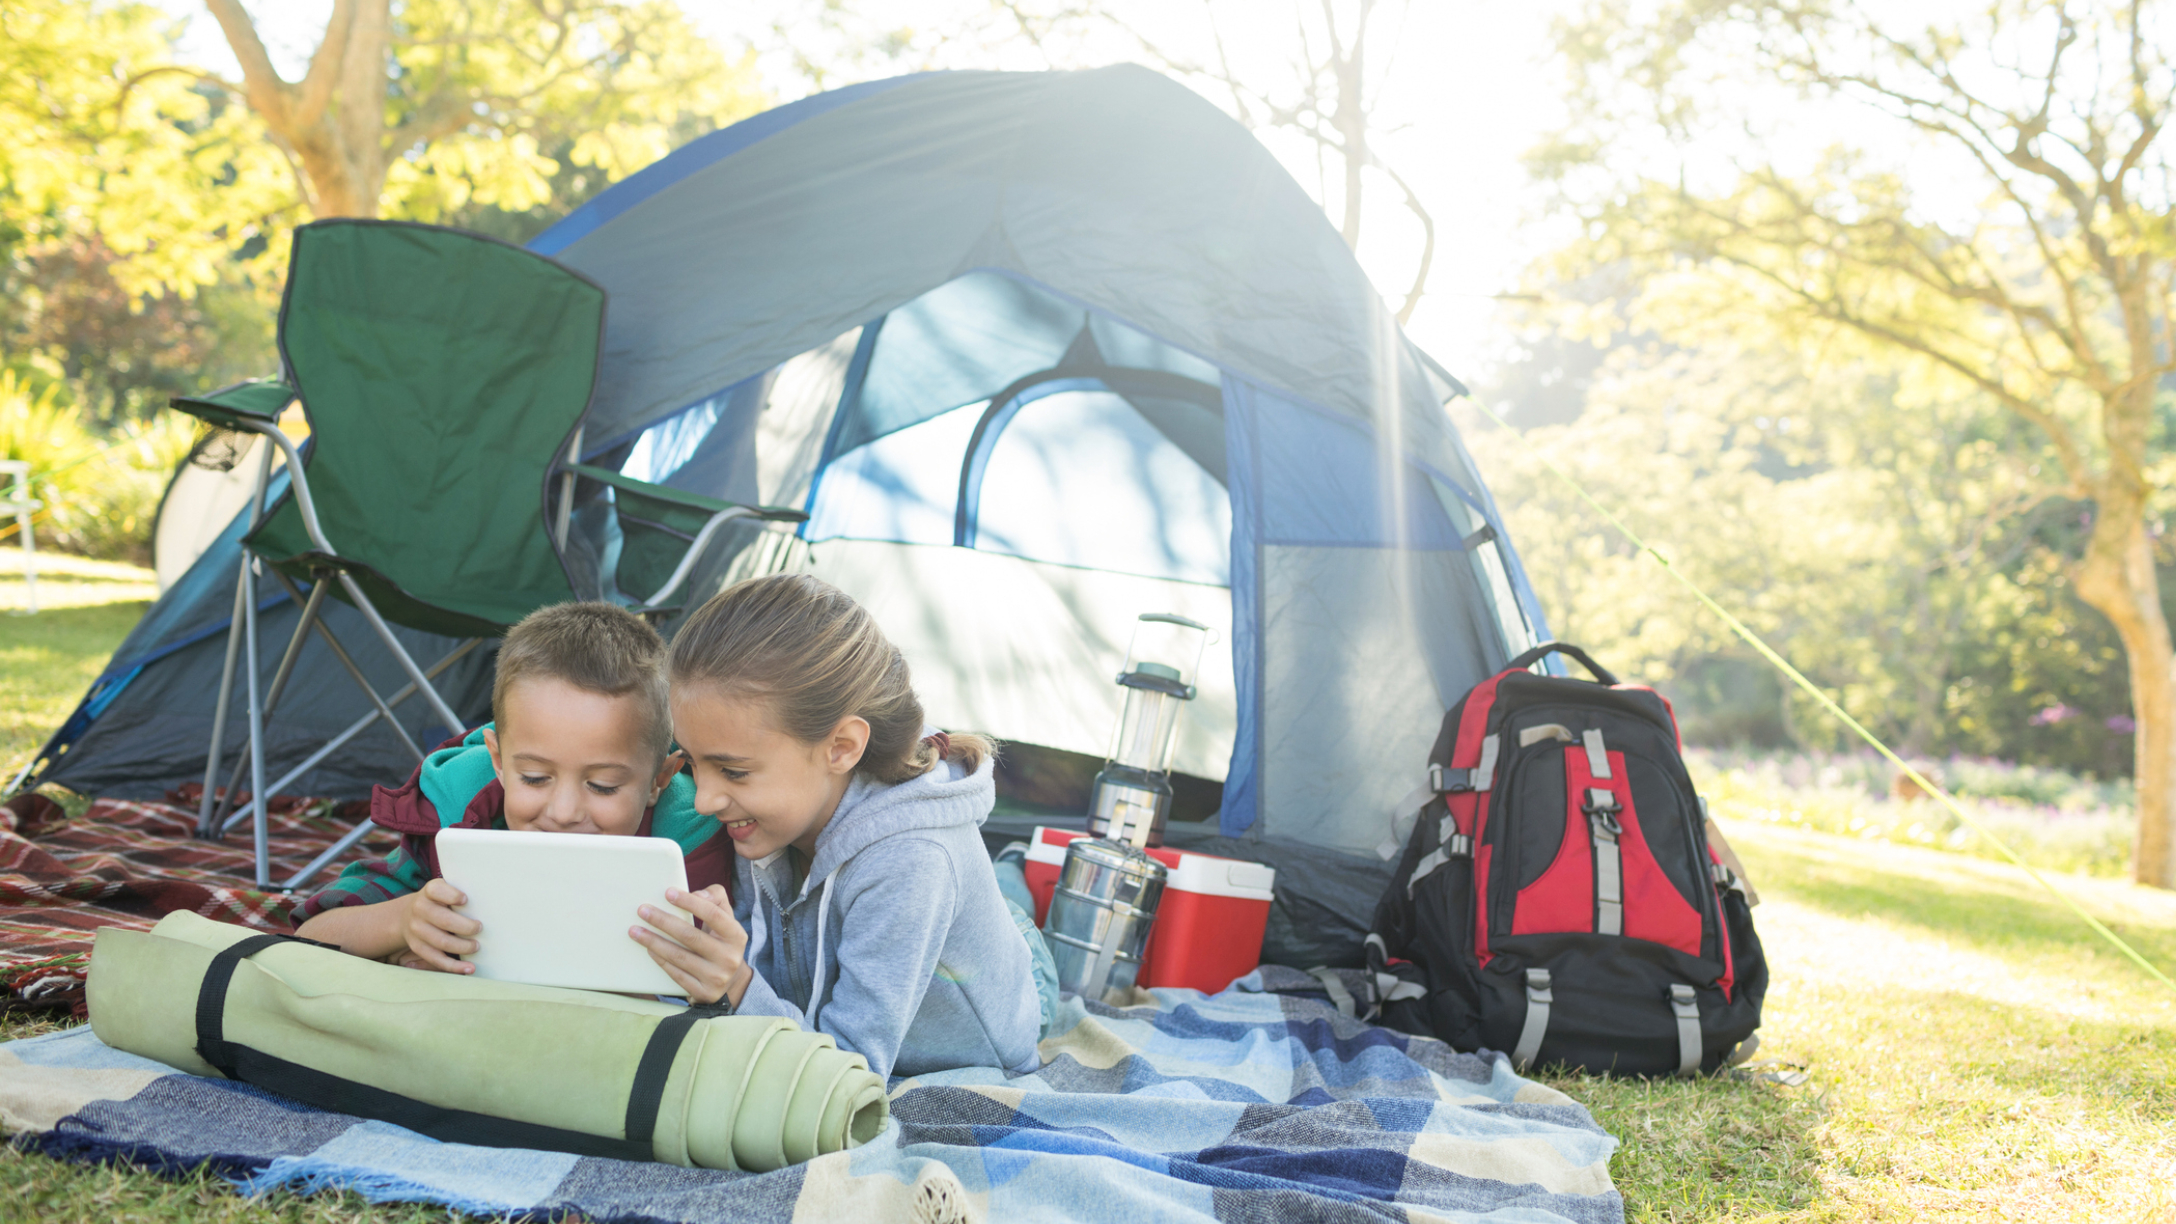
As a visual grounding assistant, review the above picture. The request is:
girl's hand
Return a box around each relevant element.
[633,885,751,1007]
[401,878,480,974]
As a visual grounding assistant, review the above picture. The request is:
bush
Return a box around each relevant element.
[0,369,197,565]
[1690,746,2136,878]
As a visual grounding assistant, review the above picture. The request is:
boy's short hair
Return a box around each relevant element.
[492,603,672,762]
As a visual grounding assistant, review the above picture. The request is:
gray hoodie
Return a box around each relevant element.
[727,752,1041,1078]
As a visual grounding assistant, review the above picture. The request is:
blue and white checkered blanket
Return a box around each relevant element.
[0,967,1619,1222]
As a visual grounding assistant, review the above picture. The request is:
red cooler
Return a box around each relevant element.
[1139,854,1276,993]
[1021,826,1275,993]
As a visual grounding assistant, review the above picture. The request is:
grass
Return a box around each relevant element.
[1538,819,2176,1222]
[0,550,156,788]
[1,575,2172,1220]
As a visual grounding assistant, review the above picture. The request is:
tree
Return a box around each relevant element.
[1539,0,2176,886]
[1,0,292,302]
[200,0,764,220]
[1471,324,2142,774]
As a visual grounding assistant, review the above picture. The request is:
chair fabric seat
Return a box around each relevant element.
[244,222,604,637]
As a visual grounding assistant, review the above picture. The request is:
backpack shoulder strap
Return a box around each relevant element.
[1438,670,1515,845]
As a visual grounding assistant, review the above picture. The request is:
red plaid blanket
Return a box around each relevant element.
[0,792,394,1014]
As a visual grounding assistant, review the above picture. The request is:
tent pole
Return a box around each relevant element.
[218,638,482,841]
[196,565,250,838]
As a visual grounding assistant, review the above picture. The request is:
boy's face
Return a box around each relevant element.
[484,676,680,836]
[671,683,868,861]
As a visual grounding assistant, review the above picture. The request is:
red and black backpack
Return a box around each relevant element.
[1366,642,1766,1076]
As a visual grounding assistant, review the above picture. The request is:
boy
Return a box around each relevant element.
[295,602,731,978]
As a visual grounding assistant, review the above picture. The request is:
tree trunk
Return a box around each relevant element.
[205,0,392,219]
[2074,512,2175,887]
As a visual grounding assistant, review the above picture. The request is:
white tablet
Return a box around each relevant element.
[433,828,691,995]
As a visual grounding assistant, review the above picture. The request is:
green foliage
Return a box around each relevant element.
[367,0,768,226]
[1512,4,2176,860]
[0,0,295,299]
[1469,328,2151,776]
[0,370,197,562]
[2,235,277,426]
[0,0,770,561]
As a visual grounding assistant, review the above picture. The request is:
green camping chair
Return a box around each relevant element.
[173,221,605,888]
[178,221,801,890]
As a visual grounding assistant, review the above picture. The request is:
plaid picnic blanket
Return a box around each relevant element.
[0,967,1622,1223]
[0,793,393,1011]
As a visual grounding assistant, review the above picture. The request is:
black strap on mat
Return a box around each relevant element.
[194,933,311,1078]
[229,1045,654,1160]
[190,932,725,1161]
[624,1002,730,1148]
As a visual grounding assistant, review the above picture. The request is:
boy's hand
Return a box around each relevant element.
[400,878,480,974]
[633,885,750,1007]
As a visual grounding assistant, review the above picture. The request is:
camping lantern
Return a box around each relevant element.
[1085,613,1212,848]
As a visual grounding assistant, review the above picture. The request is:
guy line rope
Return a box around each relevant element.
[1466,393,2176,996]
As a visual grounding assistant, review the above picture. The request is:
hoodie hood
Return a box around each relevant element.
[800,750,994,891]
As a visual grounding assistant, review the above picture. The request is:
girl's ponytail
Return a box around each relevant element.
[669,574,994,781]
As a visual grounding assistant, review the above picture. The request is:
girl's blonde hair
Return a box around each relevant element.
[668,574,993,783]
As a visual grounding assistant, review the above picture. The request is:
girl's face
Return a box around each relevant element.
[671,683,869,860]
[484,677,679,836]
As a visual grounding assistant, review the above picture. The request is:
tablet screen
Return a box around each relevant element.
[435,828,691,994]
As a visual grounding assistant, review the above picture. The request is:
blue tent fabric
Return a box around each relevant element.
[25,461,494,802]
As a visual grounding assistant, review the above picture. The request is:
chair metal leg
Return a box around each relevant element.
[264,569,427,766]
[241,557,271,888]
[263,641,488,889]
[281,810,384,893]
[335,572,464,734]
[209,429,277,846]
[196,563,250,838]
[221,638,484,844]
[210,577,331,838]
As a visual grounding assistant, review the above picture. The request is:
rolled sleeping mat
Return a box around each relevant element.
[86,911,887,1170]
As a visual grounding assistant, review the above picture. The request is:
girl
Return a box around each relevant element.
[631,574,1048,1078]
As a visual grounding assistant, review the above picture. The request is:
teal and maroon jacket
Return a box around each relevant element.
[293,726,730,923]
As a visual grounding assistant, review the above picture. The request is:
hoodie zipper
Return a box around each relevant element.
[758,861,812,1008]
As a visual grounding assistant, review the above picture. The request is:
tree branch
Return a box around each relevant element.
[203,0,295,129]
[1376,155,1433,324]
[294,0,357,131]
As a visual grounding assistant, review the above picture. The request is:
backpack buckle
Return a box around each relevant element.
[1430,763,1476,793]
[1583,789,1622,838]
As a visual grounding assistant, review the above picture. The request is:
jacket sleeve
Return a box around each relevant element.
[290,837,430,922]
[732,838,959,1079]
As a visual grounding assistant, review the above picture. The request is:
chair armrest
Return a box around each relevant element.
[170,380,297,430]
[564,463,808,522]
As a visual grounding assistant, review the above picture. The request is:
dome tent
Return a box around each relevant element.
[21,65,1551,960]
[538,64,1551,864]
